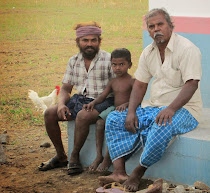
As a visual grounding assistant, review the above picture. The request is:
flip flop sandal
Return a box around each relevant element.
[67,163,83,175]
[96,183,112,193]
[38,157,68,171]
[110,182,128,193]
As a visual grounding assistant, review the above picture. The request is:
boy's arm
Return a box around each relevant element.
[94,81,112,104]
[83,80,113,111]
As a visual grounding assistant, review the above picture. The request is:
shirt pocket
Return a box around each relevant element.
[163,67,184,88]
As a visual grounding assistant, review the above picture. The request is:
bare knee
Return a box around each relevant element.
[44,105,58,122]
[76,109,99,125]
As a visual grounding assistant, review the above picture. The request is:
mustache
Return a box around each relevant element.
[154,32,164,38]
[84,46,95,50]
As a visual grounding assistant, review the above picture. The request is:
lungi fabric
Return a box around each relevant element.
[105,106,198,168]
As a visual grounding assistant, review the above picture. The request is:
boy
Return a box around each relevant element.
[83,48,135,172]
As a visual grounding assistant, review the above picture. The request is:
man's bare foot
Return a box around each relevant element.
[98,173,128,186]
[88,156,103,171]
[123,175,141,192]
[123,165,147,192]
[96,157,112,172]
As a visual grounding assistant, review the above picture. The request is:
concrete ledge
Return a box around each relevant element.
[68,122,108,167]
[67,108,210,186]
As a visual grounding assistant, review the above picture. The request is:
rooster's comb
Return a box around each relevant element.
[55,85,60,95]
[55,85,60,90]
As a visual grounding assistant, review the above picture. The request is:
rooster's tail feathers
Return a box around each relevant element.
[28,90,47,113]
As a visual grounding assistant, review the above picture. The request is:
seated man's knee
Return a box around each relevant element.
[44,106,58,121]
[76,109,98,124]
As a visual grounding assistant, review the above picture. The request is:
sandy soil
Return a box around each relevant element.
[0,40,153,193]
[0,121,153,193]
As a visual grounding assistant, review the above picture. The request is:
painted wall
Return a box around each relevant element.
[149,0,210,17]
[143,0,210,108]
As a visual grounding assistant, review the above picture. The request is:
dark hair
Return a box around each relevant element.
[111,48,131,63]
[145,8,174,29]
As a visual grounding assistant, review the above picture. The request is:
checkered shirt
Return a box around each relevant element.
[62,50,115,99]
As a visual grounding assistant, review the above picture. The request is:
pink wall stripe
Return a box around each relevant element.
[143,16,210,34]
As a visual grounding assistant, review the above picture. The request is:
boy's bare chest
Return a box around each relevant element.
[112,79,132,94]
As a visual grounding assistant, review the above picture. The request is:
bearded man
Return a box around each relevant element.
[38,21,115,175]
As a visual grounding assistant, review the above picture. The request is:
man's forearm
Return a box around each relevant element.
[128,80,148,113]
[58,84,73,106]
[168,79,199,112]
[58,91,70,106]
[125,80,148,132]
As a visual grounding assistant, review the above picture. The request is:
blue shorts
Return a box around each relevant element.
[66,94,114,119]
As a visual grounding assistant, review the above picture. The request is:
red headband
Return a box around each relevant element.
[76,26,102,38]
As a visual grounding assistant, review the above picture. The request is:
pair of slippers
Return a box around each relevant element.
[96,182,128,193]
[38,157,83,175]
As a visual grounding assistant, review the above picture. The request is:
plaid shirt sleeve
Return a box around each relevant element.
[62,55,77,85]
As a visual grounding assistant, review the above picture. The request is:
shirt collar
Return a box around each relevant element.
[166,32,175,52]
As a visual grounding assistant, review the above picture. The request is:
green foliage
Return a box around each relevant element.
[0,0,148,42]
[0,0,148,131]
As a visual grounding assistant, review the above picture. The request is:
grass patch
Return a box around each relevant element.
[0,0,148,131]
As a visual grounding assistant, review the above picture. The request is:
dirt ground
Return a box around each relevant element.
[0,2,153,192]
[0,121,152,193]
[0,40,152,193]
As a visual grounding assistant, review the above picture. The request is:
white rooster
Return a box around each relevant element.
[28,86,60,114]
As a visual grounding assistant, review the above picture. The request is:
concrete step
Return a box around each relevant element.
[67,108,210,186]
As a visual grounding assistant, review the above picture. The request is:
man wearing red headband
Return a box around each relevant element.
[38,21,115,175]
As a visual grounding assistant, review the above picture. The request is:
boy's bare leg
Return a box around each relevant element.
[89,118,105,171]
[96,148,112,172]
[123,164,147,192]
[98,157,129,186]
